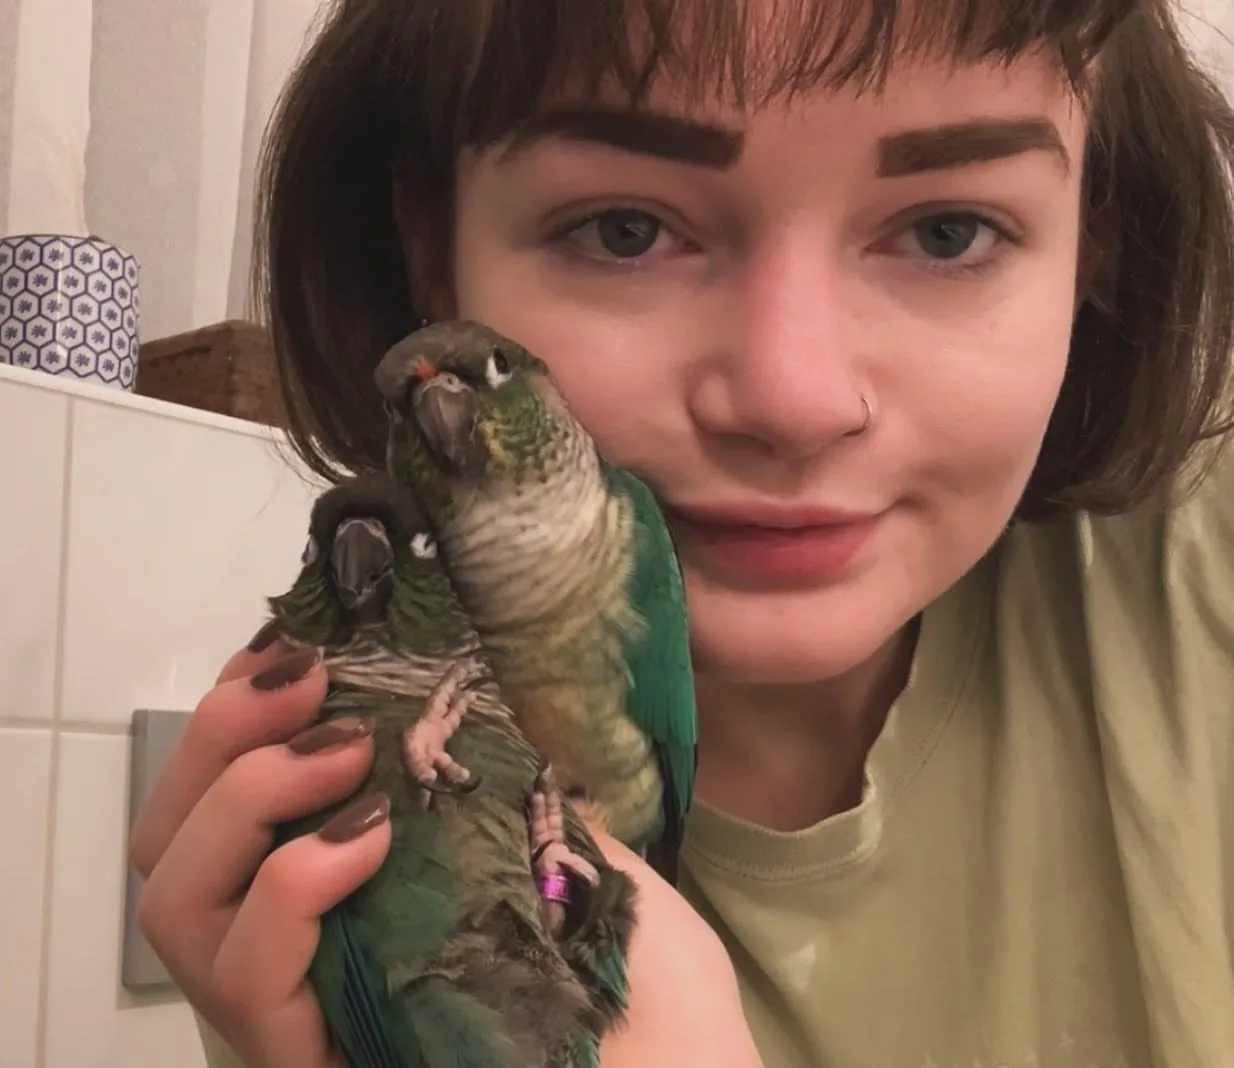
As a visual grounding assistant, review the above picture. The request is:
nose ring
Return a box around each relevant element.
[846,394,872,437]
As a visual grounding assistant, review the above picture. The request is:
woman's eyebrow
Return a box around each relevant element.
[876,117,1071,177]
[499,106,745,169]
[496,108,1069,180]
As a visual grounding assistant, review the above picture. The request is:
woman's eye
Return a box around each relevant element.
[560,208,681,263]
[915,214,983,258]
[887,211,1005,272]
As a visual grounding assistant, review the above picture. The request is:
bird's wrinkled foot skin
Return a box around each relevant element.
[529,764,600,935]
[405,658,486,807]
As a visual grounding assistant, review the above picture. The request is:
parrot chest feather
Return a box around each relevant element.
[435,444,666,846]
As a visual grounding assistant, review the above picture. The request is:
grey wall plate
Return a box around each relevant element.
[121,707,193,992]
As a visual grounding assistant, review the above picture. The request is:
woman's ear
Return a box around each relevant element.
[391,160,456,321]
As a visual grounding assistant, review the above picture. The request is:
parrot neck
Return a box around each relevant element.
[438,435,631,637]
[269,576,344,649]
[389,571,479,656]
[324,636,470,699]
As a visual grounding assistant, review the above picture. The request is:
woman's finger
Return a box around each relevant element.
[146,718,377,915]
[210,797,392,1066]
[129,648,327,878]
[215,618,297,685]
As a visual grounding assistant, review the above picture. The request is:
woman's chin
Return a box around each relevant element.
[682,578,910,685]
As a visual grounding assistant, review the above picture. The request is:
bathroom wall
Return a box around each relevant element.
[0,364,323,1068]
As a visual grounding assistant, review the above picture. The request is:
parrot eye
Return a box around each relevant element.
[485,348,513,389]
[301,535,319,567]
[410,532,438,560]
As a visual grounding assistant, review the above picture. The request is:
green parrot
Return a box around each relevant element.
[372,320,698,883]
[267,471,636,1068]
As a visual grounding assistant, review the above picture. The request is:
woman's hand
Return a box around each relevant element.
[593,832,766,1067]
[129,626,389,1068]
[129,626,762,1068]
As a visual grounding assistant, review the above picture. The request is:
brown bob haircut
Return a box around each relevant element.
[253,0,1234,519]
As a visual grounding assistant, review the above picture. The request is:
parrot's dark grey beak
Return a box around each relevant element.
[411,373,489,477]
[330,517,394,615]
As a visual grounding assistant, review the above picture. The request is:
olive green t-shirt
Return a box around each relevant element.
[681,446,1234,1068]
[197,447,1234,1068]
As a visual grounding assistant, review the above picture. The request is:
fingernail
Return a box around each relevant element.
[250,648,319,691]
[288,716,375,755]
[318,793,391,843]
[246,617,284,653]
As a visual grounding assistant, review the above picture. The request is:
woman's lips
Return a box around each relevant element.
[666,504,881,589]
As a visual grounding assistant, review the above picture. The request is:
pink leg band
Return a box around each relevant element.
[538,873,571,904]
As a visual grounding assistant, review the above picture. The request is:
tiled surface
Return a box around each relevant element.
[60,394,322,725]
[42,732,206,1068]
[0,728,53,1068]
[0,367,322,1067]
[0,377,67,723]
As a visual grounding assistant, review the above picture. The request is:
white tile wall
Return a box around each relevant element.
[43,733,206,1068]
[0,375,67,724]
[0,727,52,1068]
[61,394,318,726]
[0,363,323,1068]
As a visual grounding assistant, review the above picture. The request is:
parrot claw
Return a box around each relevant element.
[418,772,484,810]
[528,763,601,934]
[419,774,484,796]
[405,658,488,808]
[533,763,558,795]
[462,668,497,693]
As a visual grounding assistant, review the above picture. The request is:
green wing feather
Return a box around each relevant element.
[602,465,698,881]
[274,695,516,1068]
[311,909,408,1068]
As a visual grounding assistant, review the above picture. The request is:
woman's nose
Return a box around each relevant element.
[689,234,870,461]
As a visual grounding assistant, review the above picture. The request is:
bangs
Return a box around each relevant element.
[370,0,1135,156]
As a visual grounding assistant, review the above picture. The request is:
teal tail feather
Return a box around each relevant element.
[311,907,516,1068]
[400,978,519,1068]
[311,907,405,1068]
[560,868,637,1044]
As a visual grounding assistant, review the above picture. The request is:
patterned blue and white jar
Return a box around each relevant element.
[0,234,141,392]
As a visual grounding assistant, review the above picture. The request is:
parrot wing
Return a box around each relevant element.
[312,897,516,1068]
[312,907,410,1068]
[275,691,516,1068]
[603,465,699,883]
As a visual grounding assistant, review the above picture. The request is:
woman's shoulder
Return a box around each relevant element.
[992,432,1234,792]
[1081,434,1234,654]
[999,434,1234,661]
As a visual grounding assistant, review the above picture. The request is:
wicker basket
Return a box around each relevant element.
[134,319,284,427]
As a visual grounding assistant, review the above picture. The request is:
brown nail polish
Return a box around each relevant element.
[250,648,319,691]
[246,617,284,653]
[318,794,391,843]
[288,716,375,755]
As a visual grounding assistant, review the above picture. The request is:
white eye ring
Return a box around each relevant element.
[410,532,438,559]
[485,349,513,389]
[301,536,319,567]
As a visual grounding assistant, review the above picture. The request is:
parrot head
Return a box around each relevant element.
[268,471,449,649]
[373,320,565,489]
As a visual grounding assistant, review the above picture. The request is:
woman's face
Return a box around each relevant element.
[414,48,1088,685]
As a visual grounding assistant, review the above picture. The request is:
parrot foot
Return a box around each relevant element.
[529,764,600,936]
[405,658,487,808]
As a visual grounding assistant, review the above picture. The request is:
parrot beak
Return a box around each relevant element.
[410,373,490,477]
[330,517,394,614]
[373,344,490,476]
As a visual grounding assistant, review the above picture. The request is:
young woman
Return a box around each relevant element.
[128,1,1234,1065]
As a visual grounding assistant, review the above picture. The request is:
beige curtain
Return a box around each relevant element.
[0,0,324,342]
